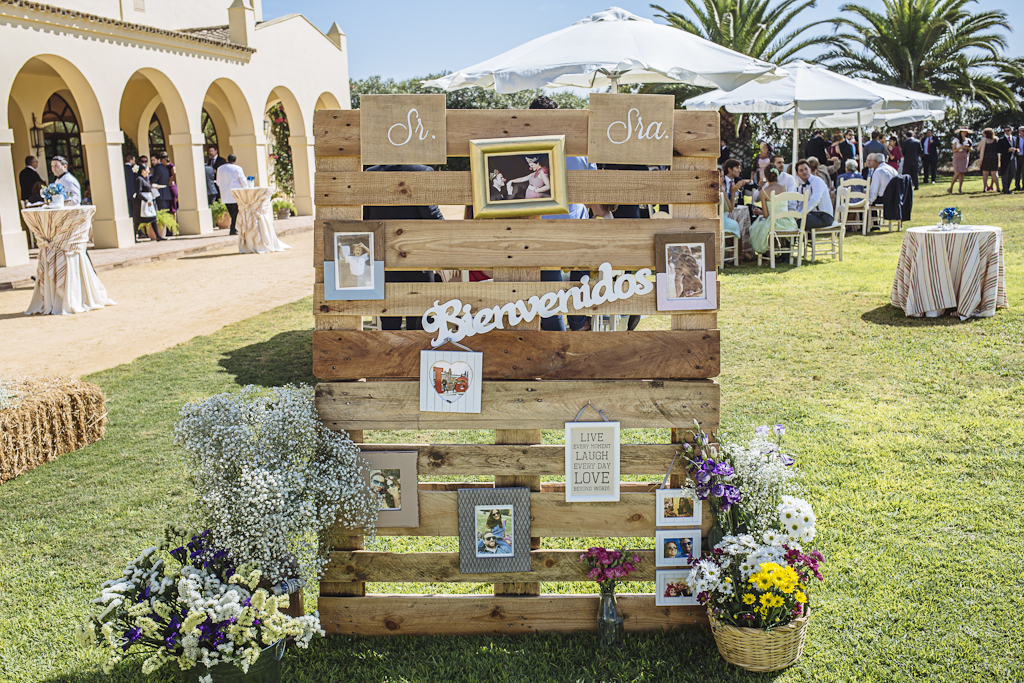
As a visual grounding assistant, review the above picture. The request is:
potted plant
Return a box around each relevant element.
[210,200,231,229]
[77,529,324,682]
[173,385,378,596]
[683,424,824,672]
[155,209,180,239]
[272,199,295,220]
[579,547,641,649]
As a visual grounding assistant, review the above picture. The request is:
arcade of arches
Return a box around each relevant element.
[0,1,349,267]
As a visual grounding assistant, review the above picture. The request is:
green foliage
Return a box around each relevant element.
[272,198,296,216]
[823,0,1020,108]
[156,209,178,236]
[209,199,228,224]
[268,102,294,195]
[350,74,589,110]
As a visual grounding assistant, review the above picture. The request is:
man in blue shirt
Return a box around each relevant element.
[477,531,512,555]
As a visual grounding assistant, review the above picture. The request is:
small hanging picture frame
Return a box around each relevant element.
[656,488,702,527]
[420,349,483,413]
[564,404,620,502]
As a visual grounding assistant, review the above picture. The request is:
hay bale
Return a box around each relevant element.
[0,376,106,484]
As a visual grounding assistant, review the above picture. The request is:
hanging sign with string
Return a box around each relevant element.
[564,402,620,503]
[419,338,483,414]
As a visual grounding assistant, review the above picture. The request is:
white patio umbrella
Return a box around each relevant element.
[772,107,946,130]
[683,61,923,169]
[422,7,781,94]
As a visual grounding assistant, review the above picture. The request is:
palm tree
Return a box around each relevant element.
[651,0,838,166]
[822,0,1018,108]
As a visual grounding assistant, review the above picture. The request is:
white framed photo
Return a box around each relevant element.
[564,421,620,502]
[419,350,483,414]
[655,529,700,568]
[655,569,699,606]
[656,488,702,527]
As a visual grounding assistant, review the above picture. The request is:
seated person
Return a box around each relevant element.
[836,159,864,186]
[749,166,798,254]
[721,158,750,242]
[866,153,898,205]
[26,180,45,204]
[794,158,834,230]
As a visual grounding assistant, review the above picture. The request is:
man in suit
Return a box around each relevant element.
[901,131,922,190]
[1016,126,1024,191]
[18,156,42,202]
[363,164,444,331]
[50,156,81,205]
[124,153,137,219]
[149,152,172,211]
[995,125,1019,195]
[841,130,857,161]
[863,130,888,160]
[207,145,227,171]
[804,129,830,165]
[488,169,510,201]
[921,130,939,184]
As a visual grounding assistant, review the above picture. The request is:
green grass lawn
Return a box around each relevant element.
[1,175,1022,682]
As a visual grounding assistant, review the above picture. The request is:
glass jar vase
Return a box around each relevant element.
[597,582,625,649]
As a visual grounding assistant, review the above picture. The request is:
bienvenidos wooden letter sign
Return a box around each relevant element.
[360,94,447,165]
[587,93,675,165]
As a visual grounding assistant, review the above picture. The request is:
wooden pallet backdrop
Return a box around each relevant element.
[313,97,721,637]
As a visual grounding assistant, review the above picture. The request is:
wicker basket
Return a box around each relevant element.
[708,608,810,672]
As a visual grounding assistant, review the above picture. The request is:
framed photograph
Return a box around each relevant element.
[655,570,699,606]
[323,225,385,301]
[655,529,701,568]
[564,421,620,502]
[656,488,702,527]
[361,450,418,528]
[469,135,569,219]
[654,233,717,311]
[419,350,483,414]
[458,488,531,574]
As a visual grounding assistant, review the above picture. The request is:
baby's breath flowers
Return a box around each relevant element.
[174,385,377,587]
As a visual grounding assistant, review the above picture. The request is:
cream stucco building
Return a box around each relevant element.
[1,0,350,266]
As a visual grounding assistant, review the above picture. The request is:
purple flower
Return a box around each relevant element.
[723,485,742,503]
[715,463,734,477]
[718,501,731,513]
[755,425,770,436]
[774,424,786,436]
[779,453,795,466]
[696,484,711,499]
[694,469,710,485]
[702,458,717,472]
[711,483,725,497]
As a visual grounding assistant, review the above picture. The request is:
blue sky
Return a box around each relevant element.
[263,0,1023,81]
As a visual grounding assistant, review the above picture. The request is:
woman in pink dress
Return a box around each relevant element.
[509,157,550,198]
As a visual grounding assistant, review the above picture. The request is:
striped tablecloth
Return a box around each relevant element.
[890,225,1007,319]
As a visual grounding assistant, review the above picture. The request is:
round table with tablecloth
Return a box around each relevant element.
[231,187,291,255]
[21,205,116,315]
[890,225,1007,319]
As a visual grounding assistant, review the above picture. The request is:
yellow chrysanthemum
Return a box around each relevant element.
[749,572,773,591]
[795,590,807,604]
[742,593,756,605]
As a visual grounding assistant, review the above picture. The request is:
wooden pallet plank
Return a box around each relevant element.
[314,218,719,269]
[316,379,719,431]
[315,170,719,206]
[337,491,656,538]
[314,330,720,380]
[313,281,715,317]
[313,109,721,159]
[358,443,682,476]
[323,549,659,583]
[318,594,708,636]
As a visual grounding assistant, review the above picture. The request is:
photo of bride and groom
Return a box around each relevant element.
[487,153,551,201]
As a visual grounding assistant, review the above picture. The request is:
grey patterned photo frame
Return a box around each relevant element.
[458,487,531,574]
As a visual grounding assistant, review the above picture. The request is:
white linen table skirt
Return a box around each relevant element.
[232,187,291,254]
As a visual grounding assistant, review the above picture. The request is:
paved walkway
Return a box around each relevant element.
[0,218,315,378]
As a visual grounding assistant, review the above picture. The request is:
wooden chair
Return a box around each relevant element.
[757,191,808,269]
[838,177,870,234]
[804,188,849,263]
[719,192,740,267]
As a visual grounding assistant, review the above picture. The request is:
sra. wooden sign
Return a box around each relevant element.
[587,93,675,165]
[360,94,447,165]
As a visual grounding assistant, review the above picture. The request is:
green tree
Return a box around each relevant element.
[823,0,1018,108]
[267,102,293,195]
[349,74,589,110]
[651,0,837,168]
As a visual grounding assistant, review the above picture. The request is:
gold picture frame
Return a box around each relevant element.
[469,135,569,219]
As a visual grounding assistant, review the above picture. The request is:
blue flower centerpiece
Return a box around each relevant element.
[40,182,66,206]
[938,207,962,230]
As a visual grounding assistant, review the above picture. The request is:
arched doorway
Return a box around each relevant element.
[201,108,218,148]
[265,86,312,215]
[201,79,257,181]
[41,93,85,185]
[148,112,166,157]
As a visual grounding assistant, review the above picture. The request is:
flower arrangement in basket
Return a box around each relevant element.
[41,182,66,206]
[579,547,641,649]
[77,529,323,679]
[938,207,962,230]
[682,423,825,672]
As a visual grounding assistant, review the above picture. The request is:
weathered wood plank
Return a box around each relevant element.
[335,491,652,538]
[314,281,718,317]
[414,481,661,493]
[313,109,721,159]
[358,443,682,476]
[313,330,720,380]
[313,219,719,269]
[323,549,659,583]
[316,379,719,431]
[318,594,708,636]
[315,170,719,206]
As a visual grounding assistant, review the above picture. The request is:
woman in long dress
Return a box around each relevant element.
[748,167,797,255]
[977,128,999,192]
[948,129,972,195]
[509,157,550,198]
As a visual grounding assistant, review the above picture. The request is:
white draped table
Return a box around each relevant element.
[890,225,1007,319]
[232,187,291,254]
[22,205,116,315]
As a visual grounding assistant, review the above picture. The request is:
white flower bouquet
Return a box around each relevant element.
[77,529,324,677]
[174,385,377,588]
